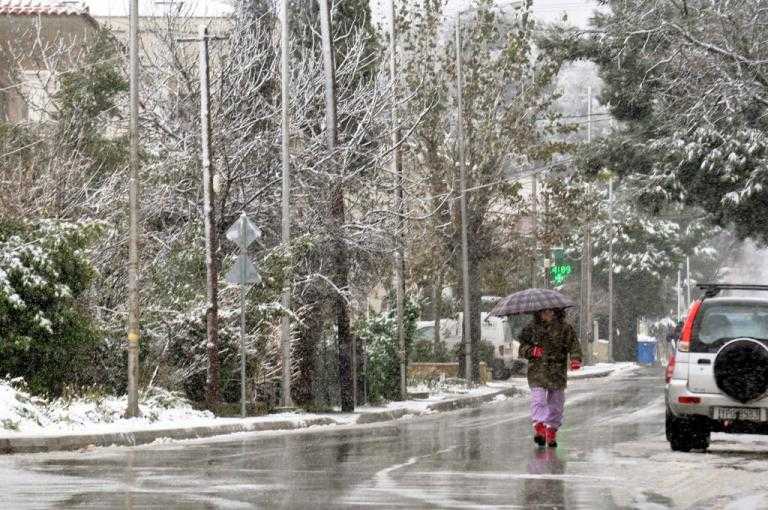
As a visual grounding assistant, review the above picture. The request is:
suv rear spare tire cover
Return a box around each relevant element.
[713,339,768,404]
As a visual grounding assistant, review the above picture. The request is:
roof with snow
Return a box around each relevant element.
[0,0,91,16]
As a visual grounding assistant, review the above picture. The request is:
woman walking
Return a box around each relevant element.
[519,308,582,448]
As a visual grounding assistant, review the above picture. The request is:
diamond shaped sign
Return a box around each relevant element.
[226,214,261,249]
[225,255,262,285]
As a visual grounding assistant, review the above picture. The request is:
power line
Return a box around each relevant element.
[411,157,574,204]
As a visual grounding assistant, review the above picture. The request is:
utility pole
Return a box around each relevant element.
[175,26,229,410]
[582,228,593,364]
[125,0,141,418]
[608,176,614,362]
[456,13,472,384]
[390,0,407,399]
[587,86,592,142]
[318,0,354,411]
[198,25,220,410]
[677,269,683,318]
[531,172,539,288]
[280,0,293,408]
[686,256,692,307]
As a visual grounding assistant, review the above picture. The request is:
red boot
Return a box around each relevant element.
[545,427,558,448]
[533,422,546,446]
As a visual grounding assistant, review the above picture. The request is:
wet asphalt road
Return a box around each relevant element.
[0,367,721,509]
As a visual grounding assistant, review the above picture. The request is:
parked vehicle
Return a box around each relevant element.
[665,283,768,452]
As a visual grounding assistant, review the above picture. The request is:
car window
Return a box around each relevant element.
[693,304,768,350]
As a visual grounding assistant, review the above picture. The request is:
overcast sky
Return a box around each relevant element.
[77,0,601,27]
[371,0,602,29]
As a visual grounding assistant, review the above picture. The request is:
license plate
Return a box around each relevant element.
[713,407,766,421]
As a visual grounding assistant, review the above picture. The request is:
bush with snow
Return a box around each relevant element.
[0,219,103,396]
[357,296,420,403]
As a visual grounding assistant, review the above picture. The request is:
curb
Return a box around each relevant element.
[356,386,520,424]
[0,388,519,455]
[568,368,614,380]
[0,416,339,455]
[426,387,518,412]
[508,367,616,384]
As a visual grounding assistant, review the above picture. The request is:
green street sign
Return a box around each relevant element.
[550,264,573,285]
[549,247,571,285]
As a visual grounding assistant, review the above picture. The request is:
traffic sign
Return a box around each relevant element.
[224,212,261,419]
[226,213,261,249]
[225,254,261,285]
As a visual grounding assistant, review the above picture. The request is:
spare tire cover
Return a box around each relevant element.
[714,339,768,404]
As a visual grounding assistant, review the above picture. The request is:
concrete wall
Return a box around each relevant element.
[408,362,491,384]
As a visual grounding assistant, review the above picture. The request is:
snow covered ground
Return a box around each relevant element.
[0,378,218,435]
[0,377,513,439]
[587,431,768,509]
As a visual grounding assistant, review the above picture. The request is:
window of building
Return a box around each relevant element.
[21,70,56,122]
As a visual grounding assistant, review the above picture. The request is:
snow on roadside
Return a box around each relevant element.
[357,380,517,415]
[0,377,214,435]
[573,362,639,378]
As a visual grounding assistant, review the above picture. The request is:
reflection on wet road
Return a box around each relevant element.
[3,367,767,508]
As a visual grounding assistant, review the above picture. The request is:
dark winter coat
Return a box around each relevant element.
[519,319,582,390]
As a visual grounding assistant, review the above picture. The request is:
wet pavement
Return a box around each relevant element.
[2,366,767,509]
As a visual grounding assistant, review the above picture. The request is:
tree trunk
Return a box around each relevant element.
[291,303,321,407]
[433,271,442,352]
[318,0,354,412]
[613,299,638,361]
[457,252,481,381]
[333,186,354,412]
[468,249,481,381]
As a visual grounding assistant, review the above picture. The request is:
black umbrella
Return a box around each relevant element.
[489,288,576,317]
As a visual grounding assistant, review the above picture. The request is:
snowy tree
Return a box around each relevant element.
[554,0,768,244]
[399,0,570,378]
[542,174,720,360]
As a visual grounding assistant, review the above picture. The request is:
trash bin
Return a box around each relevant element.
[637,340,657,365]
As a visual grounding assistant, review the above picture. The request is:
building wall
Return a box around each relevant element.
[0,14,97,122]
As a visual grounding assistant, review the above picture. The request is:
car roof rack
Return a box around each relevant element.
[698,283,768,298]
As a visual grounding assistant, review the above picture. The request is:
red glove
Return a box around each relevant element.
[531,346,544,359]
[570,359,582,371]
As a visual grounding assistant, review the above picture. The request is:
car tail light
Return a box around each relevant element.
[678,300,703,353]
[678,396,701,404]
[665,355,676,383]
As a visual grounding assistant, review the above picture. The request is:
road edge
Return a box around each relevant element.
[0,366,620,455]
[0,388,518,455]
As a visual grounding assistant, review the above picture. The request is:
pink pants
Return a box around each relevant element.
[530,387,565,429]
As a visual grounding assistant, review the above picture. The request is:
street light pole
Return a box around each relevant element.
[125,0,141,418]
[580,87,594,365]
[456,13,472,384]
[390,0,407,400]
[608,176,614,362]
[280,0,293,408]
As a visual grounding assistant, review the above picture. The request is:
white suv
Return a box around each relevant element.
[665,284,768,452]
